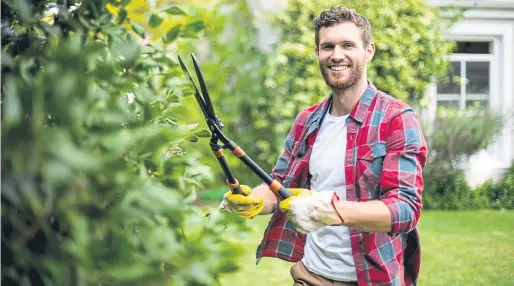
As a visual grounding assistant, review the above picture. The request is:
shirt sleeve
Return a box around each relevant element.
[380,108,428,236]
[271,112,304,184]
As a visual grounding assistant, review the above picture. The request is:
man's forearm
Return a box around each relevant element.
[251,183,278,215]
[332,200,392,232]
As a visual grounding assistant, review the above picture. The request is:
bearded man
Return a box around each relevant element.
[219,6,428,286]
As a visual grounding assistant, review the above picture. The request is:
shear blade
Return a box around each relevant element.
[191,54,216,119]
[177,55,210,119]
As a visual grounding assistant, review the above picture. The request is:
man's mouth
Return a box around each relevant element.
[329,65,350,71]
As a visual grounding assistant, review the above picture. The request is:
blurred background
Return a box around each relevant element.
[2,0,513,285]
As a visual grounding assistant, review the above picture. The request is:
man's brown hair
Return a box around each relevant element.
[313,6,372,48]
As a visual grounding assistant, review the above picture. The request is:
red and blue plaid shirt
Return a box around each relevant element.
[256,83,428,286]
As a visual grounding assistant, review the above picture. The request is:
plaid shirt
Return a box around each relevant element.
[256,83,428,286]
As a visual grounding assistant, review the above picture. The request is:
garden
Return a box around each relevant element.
[2,0,513,285]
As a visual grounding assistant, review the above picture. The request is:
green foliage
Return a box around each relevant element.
[176,0,284,187]
[269,0,456,104]
[422,108,504,210]
[475,162,514,209]
[1,0,247,285]
[423,170,489,210]
[429,109,503,163]
[187,0,456,188]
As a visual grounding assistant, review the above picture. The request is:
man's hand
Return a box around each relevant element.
[217,185,264,220]
[279,190,344,234]
[217,186,313,220]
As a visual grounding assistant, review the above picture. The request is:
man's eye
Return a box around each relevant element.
[344,44,353,48]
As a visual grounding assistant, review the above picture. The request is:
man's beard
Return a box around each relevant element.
[319,60,364,90]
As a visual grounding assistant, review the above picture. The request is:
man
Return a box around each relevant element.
[219,6,427,286]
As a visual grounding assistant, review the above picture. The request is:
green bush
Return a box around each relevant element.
[268,0,458,103]
[423,170,490,210]
[1,1,246,285]
[475,162,514,210]
[422,108,504,210]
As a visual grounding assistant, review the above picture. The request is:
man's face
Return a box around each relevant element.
[315,22,374,90]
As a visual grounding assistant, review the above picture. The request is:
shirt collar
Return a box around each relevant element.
[309,81,378,127]
[349,82,378,123]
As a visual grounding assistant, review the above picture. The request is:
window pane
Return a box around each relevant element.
[437,62,461,94]
[466,100,489,109]
[438,100,460,109]
[455,42,491,54]
[466,62,490,94]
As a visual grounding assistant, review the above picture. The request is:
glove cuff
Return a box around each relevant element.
[331,193,345,224]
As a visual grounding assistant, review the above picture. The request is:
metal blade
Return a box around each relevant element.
[191,54,216,119]
[177,55,209,119]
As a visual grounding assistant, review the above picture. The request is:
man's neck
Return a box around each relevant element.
[330,78,368,117]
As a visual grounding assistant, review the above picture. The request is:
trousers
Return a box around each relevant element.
[290,261,358,286]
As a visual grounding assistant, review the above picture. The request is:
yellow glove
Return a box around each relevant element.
[278,188,312,212]
[217,185,263,220]
[279,190,344,234]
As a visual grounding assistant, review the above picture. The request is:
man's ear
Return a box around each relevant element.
[365,42,375,63]
[314,46,319,59]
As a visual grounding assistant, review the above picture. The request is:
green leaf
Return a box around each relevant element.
[148,14,163,28]
[2,0,251,285]
[179,123,199,132]
[1,51,14,68]
[164,6,187,15]
[13,0,35,23]
[182,20,205,37]
[111,38,141,68]
[163,25,182,43]
[193,130,211,138]
[186,135,199,142]
[1,180,21,207]
[2,75,21,126]
[167,94,180,103]
[118,8,127,23]
[130,20,145,38]
[19,57,36,83]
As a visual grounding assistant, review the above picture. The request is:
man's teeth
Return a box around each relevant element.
[330,66,349,71]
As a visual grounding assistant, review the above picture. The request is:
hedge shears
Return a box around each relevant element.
[177,54,291,200]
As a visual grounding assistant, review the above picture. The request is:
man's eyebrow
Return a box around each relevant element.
[319,41,334,47]
[320,40,357,47]
[342,40,357,45]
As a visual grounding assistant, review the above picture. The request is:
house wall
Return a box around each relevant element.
[428,1,514,185]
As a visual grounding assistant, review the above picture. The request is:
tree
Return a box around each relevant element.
[1,0,246,285]
[194,0,282,186]
[269,0,455,104]
[193,0,456,187]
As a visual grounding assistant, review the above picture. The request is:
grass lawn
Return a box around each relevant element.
[219,210,514,286]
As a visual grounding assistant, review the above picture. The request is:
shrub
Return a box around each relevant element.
[1,1,245,285]
[475,162,514,209]
[422,108,503,210]
[424,170,469,210]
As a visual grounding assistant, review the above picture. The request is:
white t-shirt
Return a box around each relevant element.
[301,111,357,282]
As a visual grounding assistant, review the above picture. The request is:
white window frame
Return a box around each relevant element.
[437,52,494,110]
[428,20,513,171]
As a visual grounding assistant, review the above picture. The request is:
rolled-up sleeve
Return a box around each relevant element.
[271,133,295,183]
[380,108,427,236]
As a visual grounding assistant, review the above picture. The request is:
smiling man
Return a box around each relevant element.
[218,6,428,286]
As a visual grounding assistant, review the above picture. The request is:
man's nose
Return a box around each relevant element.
[331,46,345,61]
